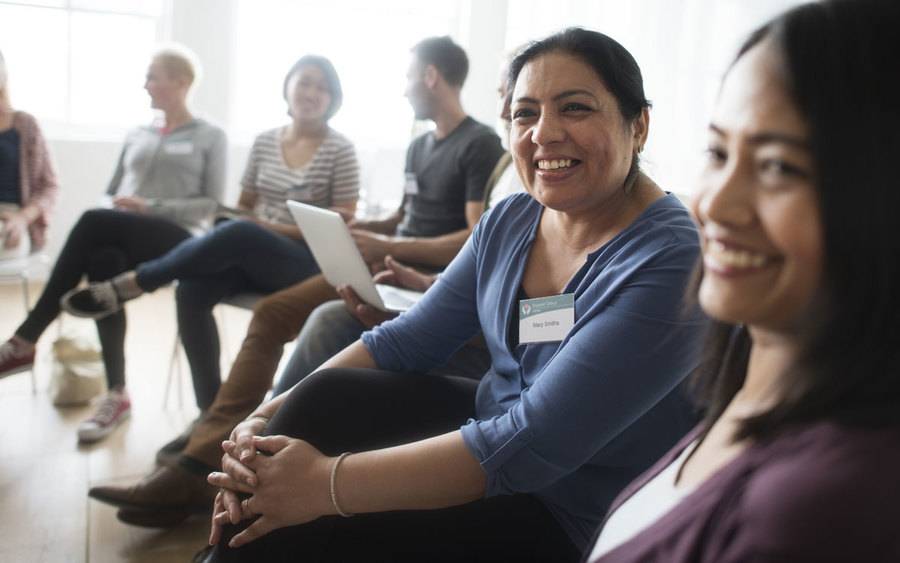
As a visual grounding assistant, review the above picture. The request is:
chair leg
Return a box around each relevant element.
[20,274,31,311]
[164,332,184,410]
[19,274,37,394]
[216,305,231,365]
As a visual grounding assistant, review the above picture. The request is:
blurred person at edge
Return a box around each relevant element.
[0,48,58,262]
[587,1,900,561]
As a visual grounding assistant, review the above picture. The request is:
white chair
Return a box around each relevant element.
[163,291,264,409]
[0,253,51,394]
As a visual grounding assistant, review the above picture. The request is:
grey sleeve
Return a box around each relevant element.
[148,127,228,224]
[106,145,128,196]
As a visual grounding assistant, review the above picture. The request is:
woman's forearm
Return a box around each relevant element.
[337,430,486,514]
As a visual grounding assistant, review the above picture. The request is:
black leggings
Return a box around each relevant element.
[209,368,581,563]
[16,208,191,390]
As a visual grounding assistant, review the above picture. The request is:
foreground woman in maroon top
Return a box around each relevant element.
[588,1,900,561]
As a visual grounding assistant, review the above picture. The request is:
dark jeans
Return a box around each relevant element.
[134,219,320,408]
[16,208,191,389]
[209,368,581,563]
[272,300,492,396]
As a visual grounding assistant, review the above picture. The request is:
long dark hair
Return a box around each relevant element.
[693,0,900,441]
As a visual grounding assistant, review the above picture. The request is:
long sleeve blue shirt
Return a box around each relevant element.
[361,193,707,549]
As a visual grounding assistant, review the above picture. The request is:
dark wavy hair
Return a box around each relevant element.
[282,54,343,121]
[692,0,900,441]
[507,28,651,188]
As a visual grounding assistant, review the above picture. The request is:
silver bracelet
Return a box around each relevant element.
[330,452,354,518]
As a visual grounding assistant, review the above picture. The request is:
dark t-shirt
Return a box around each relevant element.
[0,127,21,205]
[397,116,503,238]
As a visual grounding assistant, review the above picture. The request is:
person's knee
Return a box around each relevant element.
[209,219,261,246]
[248,292,296,336]
[307,300,355,329]
[73,208,113,234]
[86,247,128,281]
[269,368,351,433]
[250,291,282,320]
[301,301,362,350]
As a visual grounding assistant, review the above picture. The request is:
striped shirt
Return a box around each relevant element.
[241,127,360,225]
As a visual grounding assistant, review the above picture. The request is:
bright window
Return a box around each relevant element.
[0,0,167,134]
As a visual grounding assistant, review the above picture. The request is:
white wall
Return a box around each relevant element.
[27,0,806,273]
[459,0,509,129]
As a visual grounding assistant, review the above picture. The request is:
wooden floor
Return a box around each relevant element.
[0,282,254,562]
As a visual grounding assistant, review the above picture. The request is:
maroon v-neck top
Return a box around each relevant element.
[587,421,900,562]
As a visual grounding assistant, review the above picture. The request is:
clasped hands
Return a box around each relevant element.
[206,417,336,549]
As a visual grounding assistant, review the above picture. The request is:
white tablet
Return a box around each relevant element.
[287,200,424,312]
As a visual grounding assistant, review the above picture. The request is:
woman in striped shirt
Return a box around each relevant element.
[63,55,360,441]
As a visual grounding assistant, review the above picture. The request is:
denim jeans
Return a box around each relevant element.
[135,219,320,409]
[273,300,493,396]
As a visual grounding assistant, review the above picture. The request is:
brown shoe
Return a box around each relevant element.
[116,506,201,528]
[155,414,205,468]
[89,464,215,515]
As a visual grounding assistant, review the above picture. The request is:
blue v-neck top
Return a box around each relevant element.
[362,192,707,549]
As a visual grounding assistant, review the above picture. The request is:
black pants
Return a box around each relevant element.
[16,208,190,391]
[134,219,321,408]
[209,368,581,563]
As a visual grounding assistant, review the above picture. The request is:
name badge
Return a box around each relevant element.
[164,141,194,155]
[404,172,419,195]
[519,293,575,344]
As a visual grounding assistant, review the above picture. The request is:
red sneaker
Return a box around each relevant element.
[78,389,132,442]
[0,338,35,380]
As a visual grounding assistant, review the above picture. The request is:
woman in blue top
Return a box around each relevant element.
[202,29,707,562]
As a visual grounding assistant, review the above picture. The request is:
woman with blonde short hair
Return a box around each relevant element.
[0,45,227,445]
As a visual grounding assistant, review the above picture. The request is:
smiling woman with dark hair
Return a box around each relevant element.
[587,1,900,561]
[197,28,707,563]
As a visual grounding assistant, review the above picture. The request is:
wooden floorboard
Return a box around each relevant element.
[0,282,255,562]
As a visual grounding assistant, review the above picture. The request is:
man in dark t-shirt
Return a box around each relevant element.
[398,116,501,238]
[350,35,504,269]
